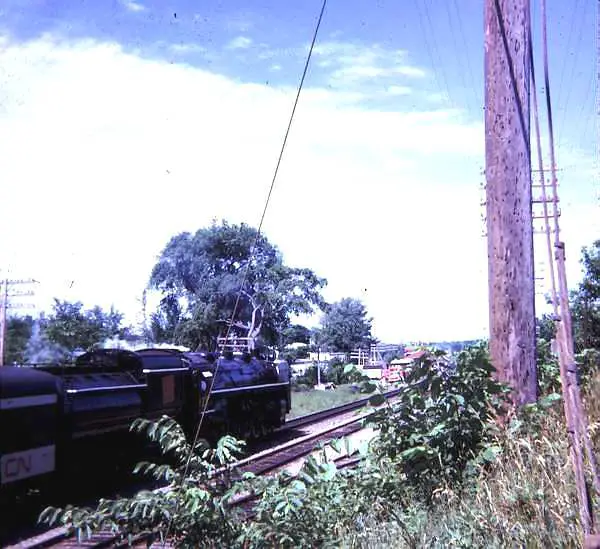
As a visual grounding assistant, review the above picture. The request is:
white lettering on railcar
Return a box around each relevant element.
[0,445,56,485]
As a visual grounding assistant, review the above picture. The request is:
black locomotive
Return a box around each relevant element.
[0,346,291,499]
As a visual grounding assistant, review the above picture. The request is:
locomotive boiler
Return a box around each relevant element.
[0,346,291,499]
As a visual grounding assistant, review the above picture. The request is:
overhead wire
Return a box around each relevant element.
[576,68,596,151]
[557,0,589,149]
[160,0,329,545]
[535,0,600,536]
[530,22,592,536]
[443,0,475,116]
[451,0,483,113]
[412,0,454,109]
[554,0,580,114]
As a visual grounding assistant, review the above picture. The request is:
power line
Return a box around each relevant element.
[443,0,475,115]
[575,67,597,150]
[554,0,581,114]
[412,0,453,108]
[161,0,329,545]
[534,0,600,536]
[421,0,458,111]
[557,0,589,149]
[0,277,37,366]
[451,0,483,113]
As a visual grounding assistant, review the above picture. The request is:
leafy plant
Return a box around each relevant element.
[280,344,309,365]
[366,343,510,499]
[536,338,562,395]
[39,416,250,548]
[293,363,327,386]
[327,362,370,385]
[38,342,599,549]
[241,455,351,548]
[576,347,600,386]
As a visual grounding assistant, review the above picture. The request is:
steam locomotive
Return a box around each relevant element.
[0,346,291,499]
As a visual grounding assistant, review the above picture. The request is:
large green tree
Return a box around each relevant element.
[149,220,327,351]
[570,239,600,351]
[43,299,127,356]
[318,297,374,354]
[280,324,312,348]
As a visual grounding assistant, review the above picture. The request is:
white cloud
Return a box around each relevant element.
[313,41,426,88]
[385,85,412,96]
[0,33,596,344]
[226,36,253,50]
[169,42,206,55]
[121,0,145,13]
[224,14,254,34]
[332,64,425,83]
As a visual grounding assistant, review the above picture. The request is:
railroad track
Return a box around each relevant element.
[6,386,401,549]
[280,386,402,432]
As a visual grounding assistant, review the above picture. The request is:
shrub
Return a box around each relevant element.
[294,363,327,386]
[280,345,309,365]
[345,393,585,548]
[537,339,562,395]
[39,416,251,548]
[366,343,510,499]
[39,343,598,548]
[327,362,369,385]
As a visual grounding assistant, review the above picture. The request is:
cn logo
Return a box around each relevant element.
[0,446,55,485]
[4,455,32,480]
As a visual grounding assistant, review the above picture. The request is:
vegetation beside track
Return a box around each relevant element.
[34,236,600,549]
[289,383,368,418]
[38,343,600,548]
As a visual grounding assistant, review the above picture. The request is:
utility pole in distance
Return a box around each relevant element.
[484,0,537,405]
[0,280,7,367]
[0,278,37,366]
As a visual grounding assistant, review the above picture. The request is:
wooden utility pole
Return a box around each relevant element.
[0,280,7,367]
[484,0,537,405]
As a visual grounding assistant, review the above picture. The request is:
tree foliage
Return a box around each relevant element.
[318,297,374,354]
[4,315,34,364]
[42,299,127,357]
[40,416,250,548]
[149,221,327,350]
[570,239,600,351]
[367,343,510,499]
[536,313,556,343]
[280,324,312,347]
[40,344,525,548]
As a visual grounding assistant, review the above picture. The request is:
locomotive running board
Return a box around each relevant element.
[209,382,290,396]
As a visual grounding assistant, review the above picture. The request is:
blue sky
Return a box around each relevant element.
[0,0,597,343]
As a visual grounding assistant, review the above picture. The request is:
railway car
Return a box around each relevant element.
[0,347,291,501]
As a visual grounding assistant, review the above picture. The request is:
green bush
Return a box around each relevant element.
[280,345,309,365]
[294,363,326,386]
[366,343,510,499]
[328,362,369,385]
[39,416,251,548]
[40,342,596,548]
[536,338,561,395]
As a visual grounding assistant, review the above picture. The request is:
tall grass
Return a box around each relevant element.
[289,384,365,418]
[346,374,600,548]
